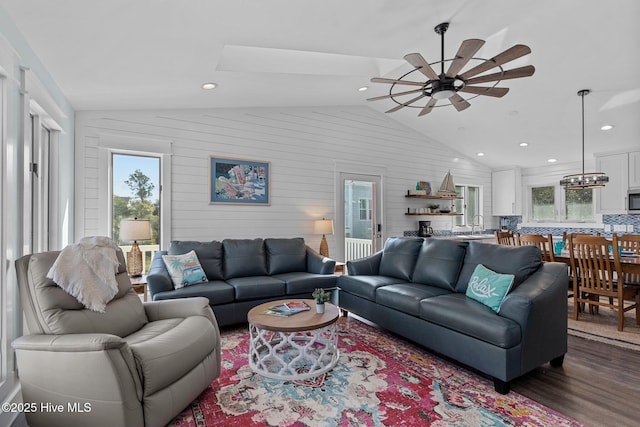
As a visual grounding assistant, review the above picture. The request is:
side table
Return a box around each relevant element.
[130,275,148,301]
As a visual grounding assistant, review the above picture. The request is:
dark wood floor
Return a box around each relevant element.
[511,334,640,427]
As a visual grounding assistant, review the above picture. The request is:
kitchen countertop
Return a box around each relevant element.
[433,234,496,242]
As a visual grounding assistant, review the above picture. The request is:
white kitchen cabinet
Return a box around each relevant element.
[492,168,522,216]
[596,152,628,213]
[629,151,640,188]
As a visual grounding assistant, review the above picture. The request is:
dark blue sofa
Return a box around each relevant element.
[337,237,568,394]
[147,238,337,326]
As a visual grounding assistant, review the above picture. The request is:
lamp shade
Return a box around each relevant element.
[314,219,334,235]
[120,219,152,242]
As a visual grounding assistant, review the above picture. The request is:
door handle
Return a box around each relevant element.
[377,224,381,232]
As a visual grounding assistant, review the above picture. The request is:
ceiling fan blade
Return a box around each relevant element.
[366,88,424,102]
[371,77,425,87]
[464,65,535,85]
[403,53,439,80]
[445,39,485,78]
[449,93,470,112]
[459,86,509,98]
[459,44,532,80]
[385,94,426,113]
[418,98,438,116]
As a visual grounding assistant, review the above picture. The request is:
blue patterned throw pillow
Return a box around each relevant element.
[162,250,208,289]
[465,264,514,313]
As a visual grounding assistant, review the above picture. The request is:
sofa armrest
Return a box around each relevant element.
[498,262,568,368]
[346,251,383,275]
[144,297,219,329]
[306,247,336,274]
[147,251,174,296]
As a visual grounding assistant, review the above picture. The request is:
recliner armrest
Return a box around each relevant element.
[306,248,336,274]
[347,251,383,275]
[12,333,126,352]
[144,297,218,328]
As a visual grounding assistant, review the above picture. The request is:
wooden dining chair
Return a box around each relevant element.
[562,231,600,243]
[616,233,640,286]
[516,233,555,262]
[568,234,639,331]
[495,230,516,246]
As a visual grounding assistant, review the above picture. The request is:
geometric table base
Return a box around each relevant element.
[248,322,339,380]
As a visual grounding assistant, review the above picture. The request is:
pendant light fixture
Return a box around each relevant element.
[560,89,609,190]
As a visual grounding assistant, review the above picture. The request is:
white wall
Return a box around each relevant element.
[75,106,492,253]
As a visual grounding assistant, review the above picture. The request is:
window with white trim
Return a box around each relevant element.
[529,185,594,222]
[454,185,481,227]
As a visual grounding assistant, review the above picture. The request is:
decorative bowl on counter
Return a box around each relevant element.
[438,209,451,213]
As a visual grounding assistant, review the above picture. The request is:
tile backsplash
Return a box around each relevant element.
[500,214,639,237]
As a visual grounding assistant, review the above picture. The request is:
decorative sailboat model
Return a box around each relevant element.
[436,171,458,198]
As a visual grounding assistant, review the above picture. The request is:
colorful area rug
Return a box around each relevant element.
[567,298,640,351]
[169,317,581,427]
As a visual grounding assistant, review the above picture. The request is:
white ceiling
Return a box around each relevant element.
[2,0,639,169]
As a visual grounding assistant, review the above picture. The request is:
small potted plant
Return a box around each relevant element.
[312,288,331,313]
[428,204,440,213]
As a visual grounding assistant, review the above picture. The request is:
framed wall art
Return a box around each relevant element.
[209,156,270,205]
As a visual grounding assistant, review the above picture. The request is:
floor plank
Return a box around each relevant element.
[511,334,640,427]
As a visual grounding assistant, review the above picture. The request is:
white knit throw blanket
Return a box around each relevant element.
[47,236,120,313]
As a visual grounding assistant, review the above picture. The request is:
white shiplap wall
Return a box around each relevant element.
[75,106,492,253]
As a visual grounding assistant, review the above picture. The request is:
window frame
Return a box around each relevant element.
[526,183,595,223]
[454,184,483,228]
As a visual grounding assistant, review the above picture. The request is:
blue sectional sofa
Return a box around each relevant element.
[337,237,568,394]
[147,238,337,326]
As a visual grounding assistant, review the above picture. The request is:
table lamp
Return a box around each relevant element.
[120,218,152,277]
[314,218,334,257]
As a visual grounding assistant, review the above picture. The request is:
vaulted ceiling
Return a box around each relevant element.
[2,0,639,169]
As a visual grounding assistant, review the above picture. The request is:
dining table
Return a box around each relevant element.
[553,252,640,276]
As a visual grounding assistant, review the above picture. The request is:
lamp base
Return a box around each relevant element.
[319,235,329,258]
[127,241,143,277]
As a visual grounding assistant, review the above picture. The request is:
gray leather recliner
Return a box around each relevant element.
[12,249,221,427]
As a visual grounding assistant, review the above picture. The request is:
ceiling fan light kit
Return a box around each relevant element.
[560,89,609,190]
[368,22,535,115]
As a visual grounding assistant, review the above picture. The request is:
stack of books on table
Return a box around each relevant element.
[262,301,310,317]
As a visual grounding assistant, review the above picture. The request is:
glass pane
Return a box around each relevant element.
[344,180,373,261]
[531,186,555,221]
[565,188,593,221]
[112,154,160,245]
[454,186,464,226]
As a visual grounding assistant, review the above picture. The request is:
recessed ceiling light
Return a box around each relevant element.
[547,158,557,163]
[201,82,217,90]
[519,142,529,147]
[600,124,614,131]
[476,152,485,157]
[358,86,368,92]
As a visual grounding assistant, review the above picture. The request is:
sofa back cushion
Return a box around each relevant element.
[378,237,423,281]
[455,241,541,293]
[223,238,268,279]
[168,240,224,280]
[265,238,307,274]
[412,239,467,290]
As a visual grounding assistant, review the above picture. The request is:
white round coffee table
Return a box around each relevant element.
[247,299,340,380]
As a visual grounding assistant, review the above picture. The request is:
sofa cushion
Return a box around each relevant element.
[265,238,307,274]
[223,239,268,279]
[151,281,235,305]
[337,275,409,301]
[465,264,514,313]
[419,293,521,348]
[412,239,467,290]
[162,251,208,289]
[375,283,451,316]
[455,242,541,293]
[225,276,286,301]
[378,238,423,281]
[168,241,224,281]
[272,272,338,295]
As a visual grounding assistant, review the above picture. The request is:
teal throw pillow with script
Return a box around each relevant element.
[465,264,515,313]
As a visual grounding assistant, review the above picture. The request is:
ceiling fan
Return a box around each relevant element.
[368,22,535,116]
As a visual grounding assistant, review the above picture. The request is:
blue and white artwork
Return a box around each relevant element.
[210,157,270,205]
